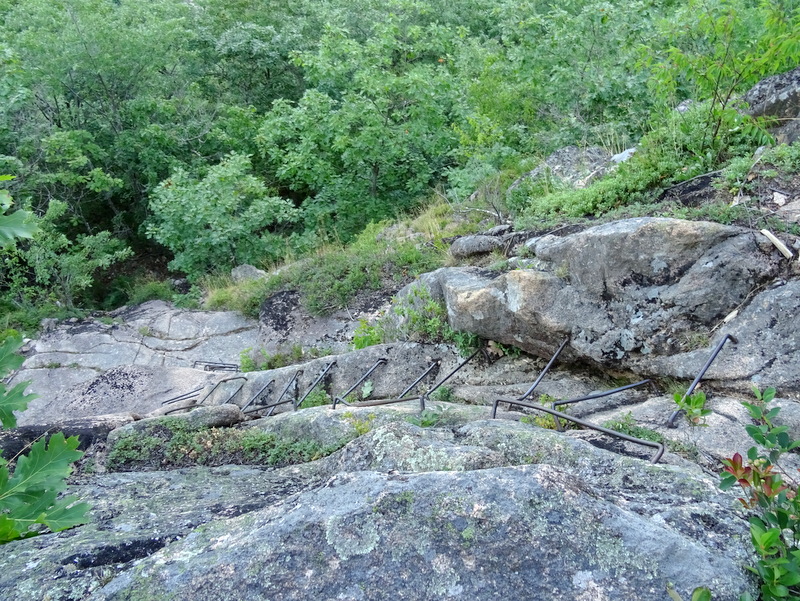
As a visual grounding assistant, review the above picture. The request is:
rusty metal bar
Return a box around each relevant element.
[296,361,337,409]
[241,379,275,414]
[506,337,569,412]
[196,376,248,407]
[344,350,480,411]
[397,362,439,399]
[161,387,204,406]
[192,361,239,372]
[550,379,652,431]
[265,371,302,416]
[666,333,738,428]
[491,396,665,463]
[332,359,387,409]
[489,338,569,419]
[424,349,480,401]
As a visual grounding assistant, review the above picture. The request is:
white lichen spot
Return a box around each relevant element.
[651,258,668,272]
[325,513,380,560]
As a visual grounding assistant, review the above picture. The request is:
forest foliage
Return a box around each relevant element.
[0,0,798,310]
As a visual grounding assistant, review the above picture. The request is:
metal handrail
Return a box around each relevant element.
[550,379,652,431]
[295,362,337,409]
[332,359,387,409]
[666,333,738,428]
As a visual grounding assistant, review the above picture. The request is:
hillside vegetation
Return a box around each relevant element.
[1,0,799,330]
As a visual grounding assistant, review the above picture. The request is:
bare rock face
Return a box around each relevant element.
[9,300,262,424]
[0,415,756,601]
[743,65,800,144]
[400,217,799,393]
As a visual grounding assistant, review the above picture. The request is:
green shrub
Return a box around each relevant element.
[127,279,175,306]
[720,387,800,601]
[146,153,300,281]
[299,388,332,409]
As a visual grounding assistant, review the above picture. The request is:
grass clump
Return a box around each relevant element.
[520,394,578,431]
[202,220,447,318]
[106,420,341,471]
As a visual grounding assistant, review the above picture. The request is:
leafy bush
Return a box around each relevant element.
[3,199,131,309]
[720,387,800,601]
[146,153,300,281]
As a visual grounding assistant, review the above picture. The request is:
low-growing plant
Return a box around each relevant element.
[107,420,341,470]
[406,408,446,428]
[239,344,323,372]
[341,412,376,436]
[299,388,331,409]
[429,386,455,404]
[720,386,800,601]
[674,390,711,427]
[520,394,578,431]
[388,284,481,357]
[353,319,383,350]
[602,412,665,444]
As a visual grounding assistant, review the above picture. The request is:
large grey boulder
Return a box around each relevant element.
[88,435,753,601]
[449,235,503,258]
[401,217,799,393]
[0,406,759,601]
[743,65,800,144]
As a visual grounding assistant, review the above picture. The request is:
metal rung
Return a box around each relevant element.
[339,349,479,412]
[262,371,302,416]
[161,387,204,406]
[241,379,275,414]
[196,376,248,407]
[502,337,569,412]
[294,361,336,409]
[491,396,665,463]
[332,359,387,409]
[666,333,738,428]
[193,361,239,372]
[550,379,652,431]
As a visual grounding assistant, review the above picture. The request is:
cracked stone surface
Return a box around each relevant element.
[9,301,263,426]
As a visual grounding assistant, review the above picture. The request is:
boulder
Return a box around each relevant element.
[0,404,761,601]
[449,235,503,258]
[106,404,246,447]
[86,425,754,601]
[743,65,800,144]
[230,264,267,282]
[402,217,798,393]
[0,413,136,457]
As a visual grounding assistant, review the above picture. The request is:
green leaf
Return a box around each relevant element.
[0,433,88,543]
[691,587,712,601]
[0,381,37,430]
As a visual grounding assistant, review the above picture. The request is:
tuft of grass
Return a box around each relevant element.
[202,220,446,318]
[106,420,342,471]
